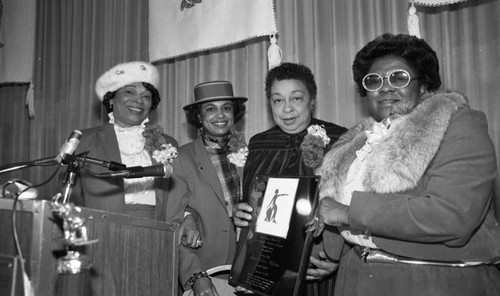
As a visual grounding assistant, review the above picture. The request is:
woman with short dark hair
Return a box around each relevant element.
[233,62,348,296]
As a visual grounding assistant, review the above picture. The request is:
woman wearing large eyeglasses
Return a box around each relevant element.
[308,33,500,295]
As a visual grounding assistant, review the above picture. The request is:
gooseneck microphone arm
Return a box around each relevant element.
[0,156,61,175]
[0,153,126,175]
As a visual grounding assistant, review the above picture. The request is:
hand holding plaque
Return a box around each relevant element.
[229,175,320,296]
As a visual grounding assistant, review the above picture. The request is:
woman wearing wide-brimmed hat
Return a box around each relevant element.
[165,80,248,296]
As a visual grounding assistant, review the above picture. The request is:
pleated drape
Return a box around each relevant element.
[0,0,499,201]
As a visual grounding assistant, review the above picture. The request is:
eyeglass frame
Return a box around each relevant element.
[362,69,421,92]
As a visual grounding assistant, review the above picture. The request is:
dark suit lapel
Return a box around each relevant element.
[97,123,122,164]
[193,138,227,208]
[96,123,125,203]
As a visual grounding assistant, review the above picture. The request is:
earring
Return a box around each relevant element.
[420,86,427,96]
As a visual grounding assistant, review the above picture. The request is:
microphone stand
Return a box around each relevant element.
[53,157,98,296]
[61,157,79,204]
[1,152,124,296]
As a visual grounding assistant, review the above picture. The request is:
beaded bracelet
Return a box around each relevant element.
[185,271,210,288]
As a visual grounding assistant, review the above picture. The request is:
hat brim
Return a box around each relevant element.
[183,96,248,110]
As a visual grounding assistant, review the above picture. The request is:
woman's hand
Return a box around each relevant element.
[180,214,203,248]
[192,277,219,296]
[306,251,338,281]
[232,202,253,227]
[318,197,349,226]
[234,286,254,294]
[164,162,174,178]
[306,197,349,237]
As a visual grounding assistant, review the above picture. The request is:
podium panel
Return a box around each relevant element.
[0,199,178,296]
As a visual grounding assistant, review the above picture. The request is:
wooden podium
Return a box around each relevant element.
[0,199,179,296]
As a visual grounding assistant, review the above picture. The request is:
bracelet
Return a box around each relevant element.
[184,271,210,288]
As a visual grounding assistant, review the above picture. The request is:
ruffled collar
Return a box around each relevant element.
[108,112,149,132]
[108,112,149,156]
[365,118,390,145]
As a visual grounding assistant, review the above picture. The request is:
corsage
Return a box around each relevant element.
[300,124,331,168]
[227,131,248,167]
[143,123,178,165]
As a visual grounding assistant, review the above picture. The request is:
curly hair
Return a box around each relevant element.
[265,62,318,100]
[102,82,161,113]
[352,33,441,97]
[184,100,247,129]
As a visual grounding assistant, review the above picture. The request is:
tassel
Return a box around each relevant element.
[25,82,35,119]
[267,34,282,70]
[407,2,421,38]
[22,263,36,296]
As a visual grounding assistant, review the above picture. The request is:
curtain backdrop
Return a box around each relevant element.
[1,0,499,202]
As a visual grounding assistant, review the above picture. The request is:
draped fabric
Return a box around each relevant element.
[0,0,36,84]
[0,0,499,210]
[0,0,36,117]
[415,0,469,5]
[149,0,277,61]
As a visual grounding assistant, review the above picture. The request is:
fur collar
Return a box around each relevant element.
[316,91,469,200]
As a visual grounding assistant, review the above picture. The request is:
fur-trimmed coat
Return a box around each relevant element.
[316,91,500,261]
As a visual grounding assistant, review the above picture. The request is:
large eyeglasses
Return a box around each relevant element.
[362,69,421,92]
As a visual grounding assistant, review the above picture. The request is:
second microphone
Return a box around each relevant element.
[97,163,173,179]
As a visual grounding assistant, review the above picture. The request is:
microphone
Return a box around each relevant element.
[74,155,126,171]
[97,163,172,179]
[56,130,83,164]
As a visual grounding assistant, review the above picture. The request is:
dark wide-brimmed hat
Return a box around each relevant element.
[183,80,248,110]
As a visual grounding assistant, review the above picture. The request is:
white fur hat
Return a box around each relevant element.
[95,61,160,101]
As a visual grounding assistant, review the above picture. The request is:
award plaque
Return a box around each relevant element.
[229,175,320,296]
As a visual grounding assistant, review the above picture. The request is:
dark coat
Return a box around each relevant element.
[72,123,178,221]
[166,137,241,286]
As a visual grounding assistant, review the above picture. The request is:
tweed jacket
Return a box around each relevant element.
[71,123,178,220]
[165,137,241,287]
[316,91,500,261]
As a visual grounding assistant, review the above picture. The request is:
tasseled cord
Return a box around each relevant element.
[26,82,35,119]
[267,34,282,70]
[407,2,421,38]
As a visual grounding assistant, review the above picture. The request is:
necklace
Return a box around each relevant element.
[199,128,230,146]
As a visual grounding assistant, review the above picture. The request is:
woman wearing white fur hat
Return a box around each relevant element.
[71,61,183,221]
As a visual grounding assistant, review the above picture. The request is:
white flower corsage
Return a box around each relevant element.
[227,131,248,168]
[227,146,249,168]
[307,125,331,147]
[143,123,178,168]
[152,143,178,164]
